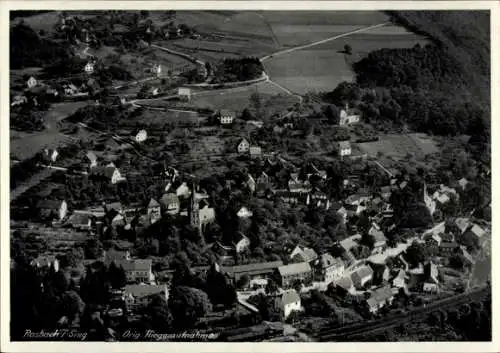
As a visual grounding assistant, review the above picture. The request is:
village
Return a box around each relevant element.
[9,10,491,343]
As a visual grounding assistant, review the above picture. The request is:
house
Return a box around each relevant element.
[233,232,251,253]
[11,95,28,107]
[148,87,161,97]
[85,151,98,168]
[237,138,250,153]
[424,183,436,216]
[111,214,127,229]
[147,198,161,224]
[123,284,169,310]
[463,224,486,243]
[245,174,256,194]
[43,148,59,163]
[222,261,283,283]
[133,129,148,143]
[380,186,392,201]
[178,87,191,101]
[37,200,68,221]
[439,242,459,256]
[315,254,344,283]
[151,64,162,76]
[274,290,301,320]
[369,225,387,254]
[246,120,264,129]
[454,218,471,234]
[339,103,361,125]
[423,233,442,247]
[105,202,123,215]
[277,262,313,289]
[391,269,408,288]
[176,182,191,199]
[336,141,351,158]
[256,172,270,186]
[351,265,373,289]
[90,166,125,184]
[458,178,469,190]
[112,259,155,284]
[237,207,253,219]
[365,286,394,314]
[336,276,354,296]
[249,146,262,159]
[199,204,216,227]
[289,245,318,264]
[26,76,38,89]
[31,255,60,272]
[219,109,235,125]
[68,211,93,231]
[104,248,131,263]
[84,62,95,74]
[160,193,180,215]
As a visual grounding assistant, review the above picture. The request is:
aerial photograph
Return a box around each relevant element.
[8,9,491,343]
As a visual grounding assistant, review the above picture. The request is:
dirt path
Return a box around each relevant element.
[260,22,389,62]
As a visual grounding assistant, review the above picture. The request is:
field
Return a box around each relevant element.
[128,107,203,126]
[356,133,439,159]
[10,101,91,160]
[189,81,301,113]
[263,11,391,47]
[264,24,428,95]
[11,11,61,33]
[165,38,277,63]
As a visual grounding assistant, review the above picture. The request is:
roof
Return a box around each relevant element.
[319,254,344,269]
[178,87,191,94]
[116,259,152,272]
[290,245,318,262]
[367,286,393,305]
[220,109,235,116]
[123,284,166,299]
[86,151,97,161]
[162,193,180,206]
[250,146,262,155]
[147,198,160,208]
[440,242,458,249]
[37,199,64,210]
[278,262,312,277]
[91,166,118,179]
[336,276,353,290]
[105,249,129,261]
[351,265,373,281]
[238,138,249,146]
[279,290,301,306]
[338,141,351,149]
[32,255,58,267]
[105,202,122,212]
[234,232,249,244]
[467,224,486,238]
[68,212,91,226]
[225,261,283,275]
[455,218,471,233]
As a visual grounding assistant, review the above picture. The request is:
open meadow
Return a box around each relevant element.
[356,133,439,160]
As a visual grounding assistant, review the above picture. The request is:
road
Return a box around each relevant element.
[260,22,389,62]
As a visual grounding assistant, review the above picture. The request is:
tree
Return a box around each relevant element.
[84,239,103,259]
[265,278,279,295]
[250,91,262,117]
[168,286,211,329]
[236,274,250,289]
[344,44,352,55]
[108,262,127,289]
[405,241,427,267]
[145,294,172,331]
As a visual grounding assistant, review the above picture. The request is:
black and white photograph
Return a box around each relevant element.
[2,1,496,351]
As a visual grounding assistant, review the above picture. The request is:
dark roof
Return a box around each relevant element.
[278,262,312,276]
[224,261,283,275]
[36,199,64,209]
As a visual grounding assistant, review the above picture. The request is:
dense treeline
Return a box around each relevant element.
[324,11,490,163]
[11,23,72,69]
[211,57,264,84]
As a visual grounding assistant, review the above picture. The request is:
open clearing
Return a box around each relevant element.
[189,81,301,113]
[356,133,439,159]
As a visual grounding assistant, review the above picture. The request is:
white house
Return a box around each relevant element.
[351,265,374,289]
[237,206,253,219]
[315,254,344,283]
[233,232,251,253]
[339,103,360,125]
[84,62,95,74]
[151,63,162,76]
[31,255,60,272]
[123,284,169,310]
[90,166,126,184]
[43,148,59,163]
[134,129,148,143]
[178,87,191,101]
[112,259,155,284]
[274,289,302,320]
[37,200,68,221]
[219,109,235,125]
[249,146,262,159]
[176,182,191,199]
[147,198,162,224]
[85,151,98,168]
[237,138,250,153]
[26,76,38,89]
[337,141,352,158]
[11,95,28,107]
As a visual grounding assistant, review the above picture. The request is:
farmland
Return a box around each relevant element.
[356,133,439,159]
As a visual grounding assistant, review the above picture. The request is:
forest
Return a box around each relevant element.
[211,57,264,84]
[10,23,72,69]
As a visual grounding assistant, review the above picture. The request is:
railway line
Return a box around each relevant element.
[316,287,489,341]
